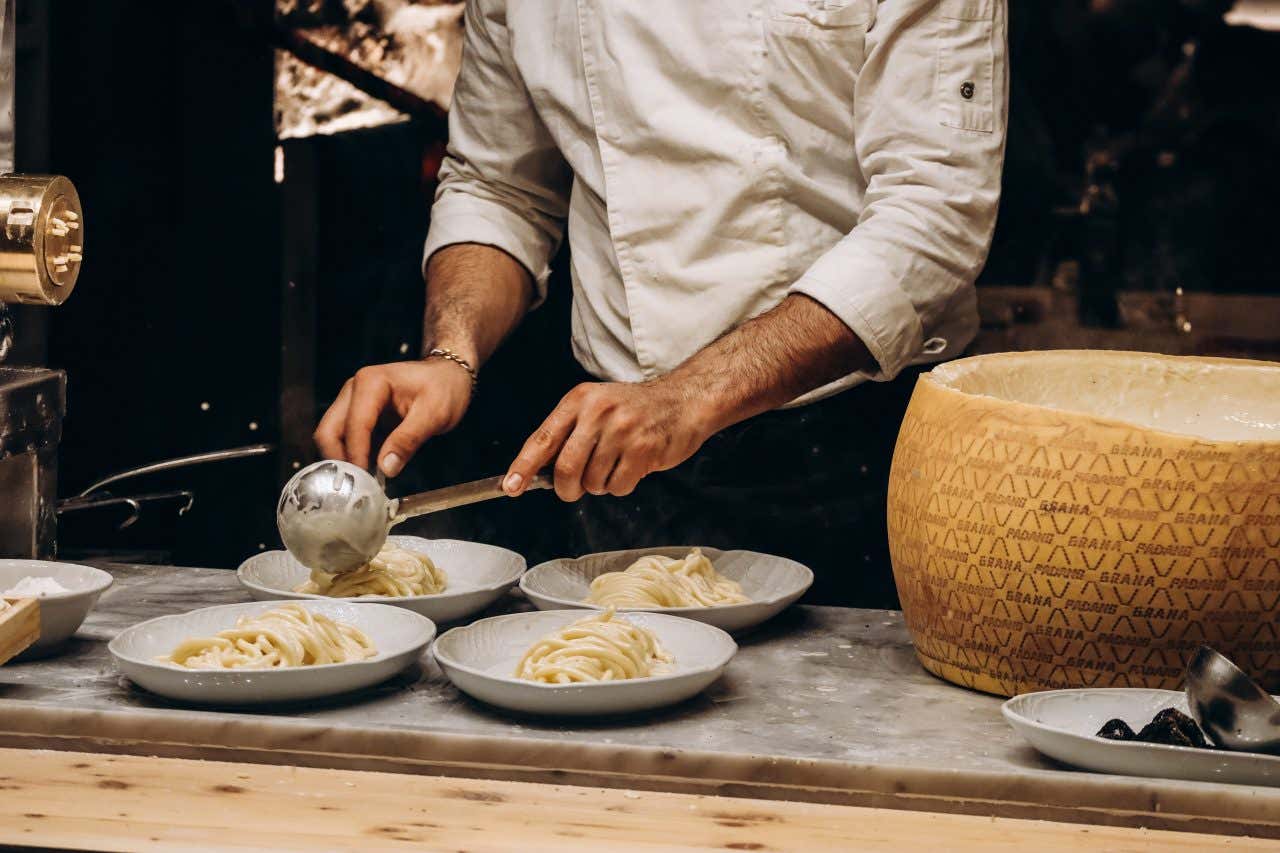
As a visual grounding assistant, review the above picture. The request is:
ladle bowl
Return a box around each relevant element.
[1185,646,1280,755]
[277,460,392,574]
[277,459,554,575]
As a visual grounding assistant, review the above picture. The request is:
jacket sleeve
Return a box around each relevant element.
[788,0,1008,379]
[421,0,572,306]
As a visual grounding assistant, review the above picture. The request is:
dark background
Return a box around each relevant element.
[12,1,1279,580]
[18,3,281,565]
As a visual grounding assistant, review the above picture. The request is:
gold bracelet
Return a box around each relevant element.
[424,347,478,388]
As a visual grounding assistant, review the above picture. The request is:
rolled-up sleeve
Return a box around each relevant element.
[789,0,1008,380]
[422,0,571,304]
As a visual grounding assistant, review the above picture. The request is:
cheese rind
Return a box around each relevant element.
[887,350,1280,697]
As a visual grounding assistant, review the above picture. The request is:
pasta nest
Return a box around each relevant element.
[585,548,749,608]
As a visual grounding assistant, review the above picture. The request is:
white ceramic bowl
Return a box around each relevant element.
[237,536,525,624]
[520,546,813,634]
[1003,688,1280,788]
[434,609,737,716]
[0,560,113,654]
[109,600,435,705]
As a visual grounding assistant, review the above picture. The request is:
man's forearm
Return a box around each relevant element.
[423,243,535,367]
[659,294,874,436]
[502,294,873,501]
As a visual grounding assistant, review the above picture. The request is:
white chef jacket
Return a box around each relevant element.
[423,0,1008,403]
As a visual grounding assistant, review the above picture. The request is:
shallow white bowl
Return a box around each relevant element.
[238,536,525,624]
[434,609,737,716]
[109,600,435,705]
[0,560,113,654]
[1003,688,1280,787]
[520,546,813,634]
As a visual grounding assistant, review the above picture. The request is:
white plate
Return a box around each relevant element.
[434,609,737,716]
[0,560,113,655]
[1003,688,1280,787]
[109,600,435,705]
[238,536,525,624]
[520,546,813,634]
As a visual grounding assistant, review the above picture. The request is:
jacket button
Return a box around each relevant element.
[960,81,975,100]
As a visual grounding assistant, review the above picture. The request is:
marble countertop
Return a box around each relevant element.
[1,563,1276,837]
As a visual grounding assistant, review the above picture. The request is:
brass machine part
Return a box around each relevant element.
[0,174,83,305]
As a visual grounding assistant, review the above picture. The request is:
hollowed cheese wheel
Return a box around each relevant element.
[887,350,1280,696]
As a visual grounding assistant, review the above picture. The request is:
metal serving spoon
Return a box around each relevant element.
[1185,645,1280,754]
[276,459,552,574]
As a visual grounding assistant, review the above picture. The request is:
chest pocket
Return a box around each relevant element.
[763,0,876,135]
[768,0,873,43]
[936,0,997,132]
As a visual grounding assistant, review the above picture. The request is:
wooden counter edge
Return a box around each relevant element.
[3,703,1277,841]
[0,747,1272,852]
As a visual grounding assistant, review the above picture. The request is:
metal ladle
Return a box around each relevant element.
[276,459,552,574]
[1185,646,1280,755]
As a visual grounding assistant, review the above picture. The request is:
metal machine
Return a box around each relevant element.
[0,0,83,557]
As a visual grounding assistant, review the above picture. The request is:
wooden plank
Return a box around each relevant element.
[0,748,1272,852]
[0,597,38,664]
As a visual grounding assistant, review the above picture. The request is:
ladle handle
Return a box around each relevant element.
[390,470,554,522]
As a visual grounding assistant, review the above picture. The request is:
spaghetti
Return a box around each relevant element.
[298,545,448,598]
[514,608,672,684]
[162,603,377,669]
[585,548,749,608]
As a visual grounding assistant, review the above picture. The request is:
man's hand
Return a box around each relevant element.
[314,359,473,477]
[503,379,714,501]
[314,242,535,477]
[503,294,872,501]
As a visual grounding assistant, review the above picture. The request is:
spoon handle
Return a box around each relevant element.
[390,470,554,522]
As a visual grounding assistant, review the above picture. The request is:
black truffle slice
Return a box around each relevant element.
[1135,718,1192,747]
[1150,707,1211,749]
[1135,707,1212,749]
[1096,708,1214,749]
[1096,718,1137,741]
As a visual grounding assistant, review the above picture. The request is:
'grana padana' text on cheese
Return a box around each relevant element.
[887,350,1280,697]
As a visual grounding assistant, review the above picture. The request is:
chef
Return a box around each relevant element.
[316,0,1008,605]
